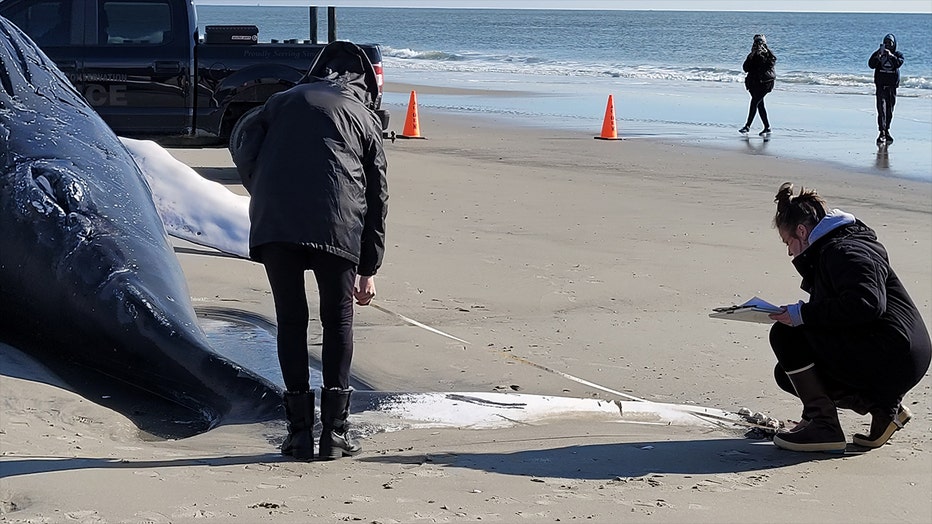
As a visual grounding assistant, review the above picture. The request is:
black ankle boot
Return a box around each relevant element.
[853,402,911,448]
[772,367,846,453]
[282,390,314,461]
[319,387,362,460]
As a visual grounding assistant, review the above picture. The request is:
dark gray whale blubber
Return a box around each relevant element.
[0,16,282,429]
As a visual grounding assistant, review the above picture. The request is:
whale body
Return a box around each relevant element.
[0,16,282,427]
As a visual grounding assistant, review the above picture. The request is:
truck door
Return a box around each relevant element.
[0,0,85,88]
[82,0,192,135]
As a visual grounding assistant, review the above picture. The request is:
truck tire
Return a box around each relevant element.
[228,105,264,156]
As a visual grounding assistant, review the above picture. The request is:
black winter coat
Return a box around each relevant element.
[868,48,904,88]
[743,50,776,94]
[792,220,930,386]
[232,44,388,276]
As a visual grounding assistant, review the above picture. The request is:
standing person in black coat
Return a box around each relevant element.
[739,34,777,136]
[232,40,388,461]
[767,183,930,453]
[868,33,904,144]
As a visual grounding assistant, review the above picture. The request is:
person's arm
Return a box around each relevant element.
[868,49,882,69]
[229,108,268,193]
[798,243,889,327]
[356,120,388,279]
[891,50,904,69]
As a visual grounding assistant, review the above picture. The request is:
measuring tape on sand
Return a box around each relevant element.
[367,301,781,433]
[368,301,646,402]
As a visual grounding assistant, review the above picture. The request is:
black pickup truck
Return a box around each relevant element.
[0,0,389,145]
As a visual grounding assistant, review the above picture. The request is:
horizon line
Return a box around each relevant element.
[191,1,932,15]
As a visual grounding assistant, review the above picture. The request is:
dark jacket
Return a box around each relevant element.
[792,218,930,385]
[868,33,904,88]
[743,49,776,93]
[232,41,388,276]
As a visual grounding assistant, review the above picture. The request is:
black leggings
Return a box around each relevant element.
[745,89,770,128]
[260,243,356,392]
[875,85,896,132]
[769,322,927,407]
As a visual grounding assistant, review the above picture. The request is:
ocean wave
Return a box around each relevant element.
[382,46,931,92]
[384,47,551,65]
[383,47,467,61]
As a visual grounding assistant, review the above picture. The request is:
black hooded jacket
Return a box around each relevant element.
[792,219,930,375]
[868,33,904,88]
[743,47,776,93]
[232,41,388,276]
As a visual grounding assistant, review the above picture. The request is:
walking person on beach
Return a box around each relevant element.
[231,40,388,461]
[767,183,930,453]
[739,34,777,136]
[868,34,904,144]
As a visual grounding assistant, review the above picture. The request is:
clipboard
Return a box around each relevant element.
[709,296,782,324]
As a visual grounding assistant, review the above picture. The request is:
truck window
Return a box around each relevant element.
[99,0,172,45]
[5,1,72,46]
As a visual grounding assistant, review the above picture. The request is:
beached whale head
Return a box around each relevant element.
[0,16,281,426]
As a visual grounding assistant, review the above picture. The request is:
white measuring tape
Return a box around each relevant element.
[367,301,774,432]
[368,301,646,402]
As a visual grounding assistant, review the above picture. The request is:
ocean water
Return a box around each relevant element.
[196,6,932,180]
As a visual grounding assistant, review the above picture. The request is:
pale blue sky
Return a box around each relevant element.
[194,0,932,14]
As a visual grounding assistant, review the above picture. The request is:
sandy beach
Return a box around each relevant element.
[2,82,931,523]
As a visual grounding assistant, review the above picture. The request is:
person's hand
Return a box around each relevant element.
[769,307,793,326]
[354,275,376,306]
[770,301,804,326]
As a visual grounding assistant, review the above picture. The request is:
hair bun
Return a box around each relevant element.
[775,182,794,207]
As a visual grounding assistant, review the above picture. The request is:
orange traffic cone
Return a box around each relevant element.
[398,90,426,139]
[594,94,620,140]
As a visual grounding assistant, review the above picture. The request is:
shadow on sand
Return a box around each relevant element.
[1,436,867,481]
[361,437,860,480]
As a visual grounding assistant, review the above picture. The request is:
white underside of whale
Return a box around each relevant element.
[122,137,252,259]
[354,391,750,432]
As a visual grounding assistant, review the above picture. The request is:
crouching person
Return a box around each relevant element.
[767,182,930,452]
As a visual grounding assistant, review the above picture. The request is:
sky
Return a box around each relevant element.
[193,0,932,14]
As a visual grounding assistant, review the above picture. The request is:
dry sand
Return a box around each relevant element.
[2,85,931,523]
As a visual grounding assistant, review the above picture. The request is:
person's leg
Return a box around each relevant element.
[309,250,361,459]
[852,322,930,448]
[775,362,868,412]
[884,87,896,140]
[263,243,312,392]
[261,242,314,460]
[875,87,888,141]
[744,92,762,129]
[757,95,770,131]
[773,363,796,396]
[310,251,356,390]
[770,322,815,372]
[769,323,846,452]
[774,315,930,449]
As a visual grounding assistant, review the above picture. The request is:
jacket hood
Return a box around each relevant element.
[807,209,856,246]
[884,34,897,51]
[303,40,380,110]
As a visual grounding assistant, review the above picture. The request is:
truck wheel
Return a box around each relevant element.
[228,105,264,156]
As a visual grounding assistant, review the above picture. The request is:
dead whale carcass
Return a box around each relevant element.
[0,16,281,427]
